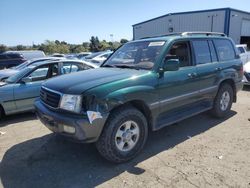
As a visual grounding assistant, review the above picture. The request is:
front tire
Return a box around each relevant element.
[96,106,148,163]
[0,107,4,120]
[211,83,233,118]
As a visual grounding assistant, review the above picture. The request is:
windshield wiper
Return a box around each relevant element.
[102,64,116,68]
[114,64,140,70]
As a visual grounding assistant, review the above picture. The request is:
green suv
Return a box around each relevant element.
[35,32,243,163]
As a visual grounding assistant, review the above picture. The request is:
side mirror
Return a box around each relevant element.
[21,77,32,83]
[163,59,180,71]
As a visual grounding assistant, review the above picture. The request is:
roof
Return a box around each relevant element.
[28,59,97,68]
[133,7,250,27]
[29,59,59,67]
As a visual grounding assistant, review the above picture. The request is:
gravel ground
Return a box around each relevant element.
[0,88,250,188]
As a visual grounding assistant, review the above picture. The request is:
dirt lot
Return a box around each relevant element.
[0,88,249,188]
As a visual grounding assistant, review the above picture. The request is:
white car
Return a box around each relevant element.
[236,44,250,65]
[83,51,113,64]
[243,61,250,85]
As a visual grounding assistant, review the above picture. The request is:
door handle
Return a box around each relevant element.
[215,67,222,71]
[188,73,197,78]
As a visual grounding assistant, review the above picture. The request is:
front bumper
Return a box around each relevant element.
[235,80,244,91]
[34,100,108,143]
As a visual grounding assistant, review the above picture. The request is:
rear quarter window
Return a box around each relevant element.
[213,39,235,61]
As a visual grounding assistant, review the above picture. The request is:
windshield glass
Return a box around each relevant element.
[103,41,165,70]
[5,67,32,83]
[12,60,31,70]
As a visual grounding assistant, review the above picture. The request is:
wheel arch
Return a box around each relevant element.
[108,99,153,131]
[218,79,236,102]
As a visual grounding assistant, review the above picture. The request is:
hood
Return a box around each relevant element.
[0,69,19,79]
[244,61,250,73]
[43,68,147,94]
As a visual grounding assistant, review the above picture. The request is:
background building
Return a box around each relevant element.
[132,8,250,46]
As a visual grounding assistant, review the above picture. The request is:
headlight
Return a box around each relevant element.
[59,94,82,113]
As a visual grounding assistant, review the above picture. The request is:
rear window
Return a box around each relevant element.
[6,53,22,58]
[213,39,235,61]
[237,47,245,54]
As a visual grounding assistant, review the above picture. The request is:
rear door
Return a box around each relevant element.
[192,39,220,102]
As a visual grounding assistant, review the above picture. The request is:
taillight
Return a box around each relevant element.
[240,65,244,77]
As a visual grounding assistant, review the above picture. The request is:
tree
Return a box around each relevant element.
[55,40,60,45]
[16,45,26,51]
[0,44,8,53]
[69,45,87,53]
[99,40,111,51]
[89,36,100,52]
[81,42,90,51]
[120,39,129,44]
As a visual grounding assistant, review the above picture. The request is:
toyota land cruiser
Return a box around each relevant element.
[35,32,243,163]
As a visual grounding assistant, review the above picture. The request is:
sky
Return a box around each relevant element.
[0,0,250,46]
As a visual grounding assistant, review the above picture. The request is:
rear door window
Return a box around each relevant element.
[192,40,211,64]
[62,62,81,74]
[208,41,218,62]
[213,39,235,61]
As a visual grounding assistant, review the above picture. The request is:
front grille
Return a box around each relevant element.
[244,72,250,81]
[40,87,61,108]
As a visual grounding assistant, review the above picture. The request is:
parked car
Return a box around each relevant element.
[35,32,243,163]
[65,54,78,59]
[4,50,45,60]
[51,53,65,57]
[236,44,250,65]
[77,52,92,59]
[0,57,64,81]
[0,52,26,69]
[0,60,97,119]
[83,51,113,64]
[243,61,250,85]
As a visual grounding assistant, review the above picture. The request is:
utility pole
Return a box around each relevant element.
[209,14,218,32]
[110,34,114,42]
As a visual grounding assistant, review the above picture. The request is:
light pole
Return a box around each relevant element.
[208,14,218,32]
[110,34,114,42]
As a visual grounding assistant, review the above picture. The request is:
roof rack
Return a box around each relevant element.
[181,32,226,37]
[139,32,226,40]
[140,32,183,39]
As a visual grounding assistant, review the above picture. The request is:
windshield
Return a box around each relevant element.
[13,60,31,70]
[103,41,165,70]
[5,67,32,83]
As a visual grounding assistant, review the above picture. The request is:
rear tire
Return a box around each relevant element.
[211,83,233,118]
[96,106,148,163]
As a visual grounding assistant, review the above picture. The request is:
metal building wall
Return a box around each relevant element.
[228,10,250,44]
[133,10,226,40]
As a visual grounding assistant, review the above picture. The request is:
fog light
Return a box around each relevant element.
[62,125,75,134]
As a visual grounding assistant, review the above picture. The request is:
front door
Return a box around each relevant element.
[158,41,200,115]
[13,64,57,112]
